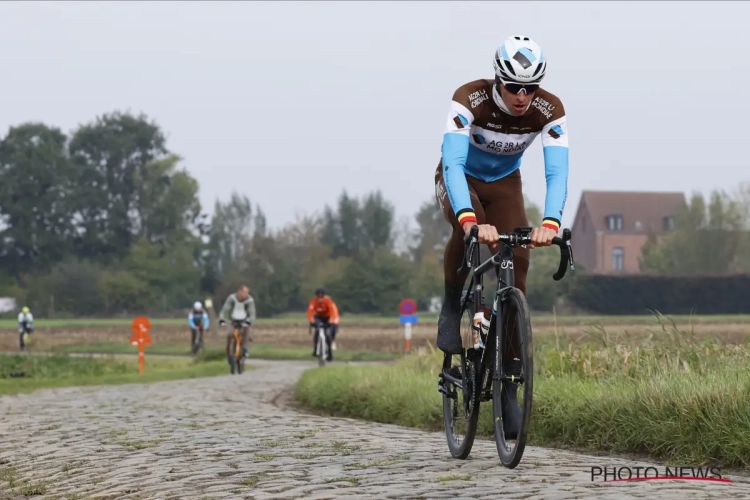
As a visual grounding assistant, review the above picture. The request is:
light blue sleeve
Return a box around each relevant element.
[542,145,569,223]
[188,314,197,328]
[442,133,473,217]
[203,315,210,328]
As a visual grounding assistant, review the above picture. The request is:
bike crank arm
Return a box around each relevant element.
[439,370,465,392]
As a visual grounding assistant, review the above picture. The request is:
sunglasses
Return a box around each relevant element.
[502,82,539,95]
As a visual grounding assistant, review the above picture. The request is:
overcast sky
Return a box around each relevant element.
[1,1,748,230]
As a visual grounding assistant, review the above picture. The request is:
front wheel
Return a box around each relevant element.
[191,331,202,356]
[228,336,237,374]
[317,328,326,367]
[441,297,481,459]
[492,287,533,469]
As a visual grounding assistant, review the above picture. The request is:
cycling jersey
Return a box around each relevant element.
[307,296,340,325]
[219,293,257,323]
[18,312,33,328]
[188,310,209,329]
[441,79,569,230]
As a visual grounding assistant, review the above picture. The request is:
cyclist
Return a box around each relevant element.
[307,287,339,361]
[218,285,256,359]
[435,36,569,439]
[18,306,34,351]
[188,301,210,350]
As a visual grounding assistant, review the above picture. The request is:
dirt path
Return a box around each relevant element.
[0,360,746,499]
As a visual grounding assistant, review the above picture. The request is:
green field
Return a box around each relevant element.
[1,312,749,329]
[50,342,399,362]
[295,321,750,468]
[0,353,230,396]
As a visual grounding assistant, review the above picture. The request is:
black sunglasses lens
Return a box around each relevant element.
[504,83,538,94]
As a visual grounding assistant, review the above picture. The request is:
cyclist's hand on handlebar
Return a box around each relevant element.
[529,226,557,249]
[218,319,226,327]
[462,222,499,244]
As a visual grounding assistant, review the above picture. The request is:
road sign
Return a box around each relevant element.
[399,314,418,325]
[131,316,151,336]
[399,299,417,316]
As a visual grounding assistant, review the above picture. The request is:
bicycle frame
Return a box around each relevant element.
[313,320,330,360]
[445,226,575,396]
[233,323,242,361]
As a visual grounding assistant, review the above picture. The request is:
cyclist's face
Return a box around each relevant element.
[498,83,536,116]
[237,287,249,301]
[315,294,324,302]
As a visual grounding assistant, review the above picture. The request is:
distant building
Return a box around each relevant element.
[570,190,686,274]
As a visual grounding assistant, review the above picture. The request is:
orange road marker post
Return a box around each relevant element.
[130,316,152,374]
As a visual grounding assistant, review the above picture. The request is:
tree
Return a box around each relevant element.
[411,199,451,262]
[205,192,256,277]
[321,190,395,258]
[328,249,413,314]
[0,123,78,278]
[359,191,394,250]
[68,111,169,261]
[640,190,750,275]
[132,154,206,244]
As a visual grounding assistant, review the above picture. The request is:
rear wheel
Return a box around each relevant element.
[441,294,481,459]
[492,287,533,469]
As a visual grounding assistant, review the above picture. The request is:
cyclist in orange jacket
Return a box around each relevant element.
[307,287,339,361]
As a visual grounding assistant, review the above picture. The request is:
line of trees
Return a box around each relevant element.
[2,110,748,317]
[0,111,572,317]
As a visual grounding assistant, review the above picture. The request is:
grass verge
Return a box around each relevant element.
[50,341,398,362]
[295,315,750,468]
[0,353,231,396]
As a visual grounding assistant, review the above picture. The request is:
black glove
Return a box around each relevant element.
[219,319,226,327]
[243,320,252,326]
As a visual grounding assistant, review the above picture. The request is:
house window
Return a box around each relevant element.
[605,214,623,231]
[612,246,624,272]
[663,216,675,232]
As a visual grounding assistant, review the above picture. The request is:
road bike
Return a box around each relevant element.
[311,319,332,367]
[438,225,574,468]
[227,320,249,375]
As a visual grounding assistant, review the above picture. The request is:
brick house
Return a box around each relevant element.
[570,191,686,274]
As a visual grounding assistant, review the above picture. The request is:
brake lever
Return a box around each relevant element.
[551,228,574,281]
[457,225,479,274]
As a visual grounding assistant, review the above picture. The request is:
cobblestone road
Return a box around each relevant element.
[1,360,747,499]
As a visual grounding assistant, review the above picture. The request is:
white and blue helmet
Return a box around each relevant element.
[493,36,547,85]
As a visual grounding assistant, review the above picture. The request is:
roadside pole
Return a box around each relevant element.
[130,316,152,374]
[399,299,418,354]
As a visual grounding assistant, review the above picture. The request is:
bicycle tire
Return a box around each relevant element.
[318,327,326,367]
[229,335,237,374]
[191,334,200,356]
[441,297,481,459]
[492,286,533,469]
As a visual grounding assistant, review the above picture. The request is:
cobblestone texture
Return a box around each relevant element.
[0,360,747,499]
